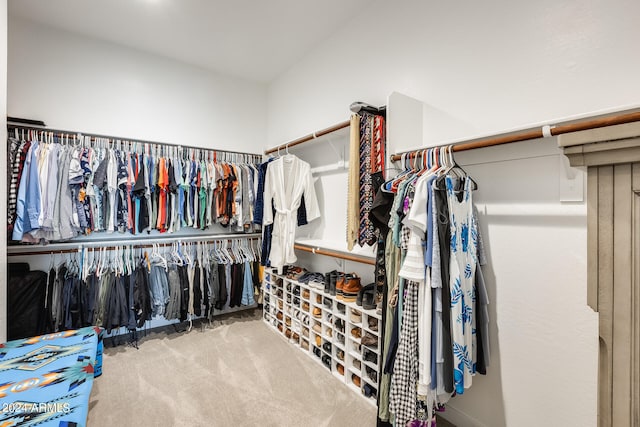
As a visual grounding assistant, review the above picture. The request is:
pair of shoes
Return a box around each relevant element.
[350,309,361,324]
[363,349,377,363]
[322,354,331,369]
[336,363,344,375]
[313,307,322,318]
[362,333,378,347]
[302,301,310,312]
[276,289,283,298]
[312,323,322,335]
[353,359,361,370]
[313,347,321,358]
[336,349,345,361]
[366,366,377,383]
[323,297,332,309]
[302,289,310,299]
[293,286,300,296]
[352,374,361,388]
[335,318,345,333]
[323,342,332,353]
[363,384,376,398]
[350,327,362,340]
[293,297,300,306]
[342,275,362,302]
[368,317,378,331]
[337,303,346,315]
[325,270,338,295]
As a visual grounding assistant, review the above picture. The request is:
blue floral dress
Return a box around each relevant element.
[446,176,478,395]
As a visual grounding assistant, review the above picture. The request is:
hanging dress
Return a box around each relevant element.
[446,176,478,395]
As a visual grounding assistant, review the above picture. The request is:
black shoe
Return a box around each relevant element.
[323,297,332,309]
[313,347,321,358]
[324,271,332,294]
[322,354,331,369]
[357,283,375,306]
[323,342,332,353]
[329,270,338,296]
[366,366,377,383]
[363,349,377,363]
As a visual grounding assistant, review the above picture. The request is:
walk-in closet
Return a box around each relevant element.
[1,1,639,426]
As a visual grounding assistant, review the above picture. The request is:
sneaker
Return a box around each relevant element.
[361,333,378,347]
[363,349,377,363]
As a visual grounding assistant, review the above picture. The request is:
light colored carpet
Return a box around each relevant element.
[87,310,377,427]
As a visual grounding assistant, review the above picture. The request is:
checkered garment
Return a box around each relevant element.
[389,279,419,425]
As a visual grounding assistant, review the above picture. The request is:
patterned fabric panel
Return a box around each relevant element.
[0,326,103,427]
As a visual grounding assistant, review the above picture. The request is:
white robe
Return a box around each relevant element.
[263,154,320,272]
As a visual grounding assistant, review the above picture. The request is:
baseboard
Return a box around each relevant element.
[439,404,487,427]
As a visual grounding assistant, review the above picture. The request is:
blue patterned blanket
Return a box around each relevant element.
[0,326,103,427]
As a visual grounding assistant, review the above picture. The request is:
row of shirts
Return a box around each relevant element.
[8,137,261,243]
[44,258,259,335]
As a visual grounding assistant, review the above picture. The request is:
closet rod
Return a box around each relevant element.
[6,123,262,160]
[7,232,262,256]
[264,120,350,155]
[389,109,640,161]
[293,243,375,265]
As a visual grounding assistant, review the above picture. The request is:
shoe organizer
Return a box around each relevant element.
[263,268,382,407]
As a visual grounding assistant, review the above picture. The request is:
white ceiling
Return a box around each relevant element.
[9,0,369,82]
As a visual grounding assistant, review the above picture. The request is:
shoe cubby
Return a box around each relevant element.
[263,269,381,407]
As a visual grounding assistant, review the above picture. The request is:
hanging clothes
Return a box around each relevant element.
[262,154,320,272]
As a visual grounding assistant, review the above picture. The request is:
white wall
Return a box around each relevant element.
[0,0,7,343]
[8,17,267,153]
[264,0,639,425]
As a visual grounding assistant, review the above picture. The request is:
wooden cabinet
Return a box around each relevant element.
[560,123,640,427]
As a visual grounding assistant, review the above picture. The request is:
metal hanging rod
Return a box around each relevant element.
[7,232,262,256]
[264,120,350,155]
[293,242,375,265]
[6,122,262,161]
[390,109,640,161]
